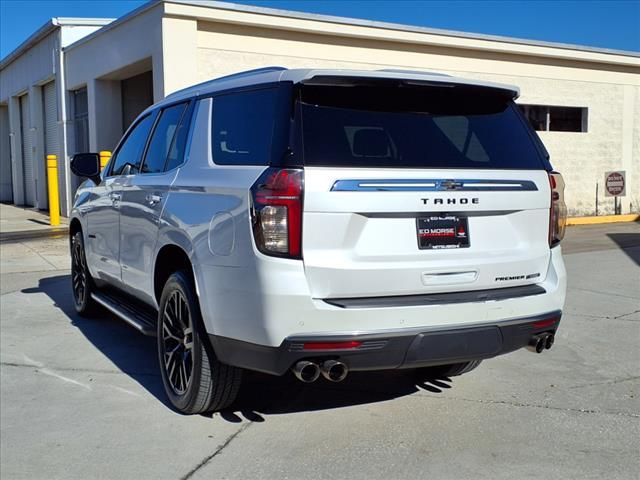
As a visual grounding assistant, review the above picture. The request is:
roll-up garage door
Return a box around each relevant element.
[19,94,35,207]
[43,81,62,210]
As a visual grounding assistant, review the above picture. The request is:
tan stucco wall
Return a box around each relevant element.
[185,19,639,215]
[60,3,638,216]
[64,5,163,159]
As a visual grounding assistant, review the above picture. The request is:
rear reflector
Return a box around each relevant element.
[532,318,558,329]
[302,341,362,350]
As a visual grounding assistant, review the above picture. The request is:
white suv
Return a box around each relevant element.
[69,67,567,414]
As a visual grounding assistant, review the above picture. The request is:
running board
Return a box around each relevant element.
[91,291,157,336]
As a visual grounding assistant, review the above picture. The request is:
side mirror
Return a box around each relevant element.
[71,153,101,181]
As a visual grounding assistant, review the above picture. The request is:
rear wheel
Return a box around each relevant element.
[416,360,483,379]
[157,271,242,414]
[70,231,98,316]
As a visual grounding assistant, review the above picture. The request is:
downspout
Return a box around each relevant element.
[56,26,72,217]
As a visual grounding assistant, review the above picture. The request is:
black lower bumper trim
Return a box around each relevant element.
[209,310,562,376]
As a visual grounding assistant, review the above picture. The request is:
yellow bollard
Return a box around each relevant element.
[99,150,112,171]
[46,154,60,226]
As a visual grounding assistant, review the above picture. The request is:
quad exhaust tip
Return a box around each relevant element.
[292,360,349,383]
[527,333,555,353]
[320,360,348,382]
[545,333,555,350]
[292,360,321,383]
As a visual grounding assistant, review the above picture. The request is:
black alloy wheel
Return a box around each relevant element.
[157,271,242,414]
[70,231,97,316]
[161,290,194,395]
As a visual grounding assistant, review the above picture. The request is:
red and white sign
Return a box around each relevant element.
[604,171,626,197]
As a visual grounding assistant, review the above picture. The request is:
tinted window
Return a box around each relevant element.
[549,106,587,132]
[519,104,587,133]
[110,114,154,176]
[298,84,547,170]
[519,105,548,131]
[72,88,89,154]
[212,89,276,165]
[165,103,193,171]
[141,103,188,174]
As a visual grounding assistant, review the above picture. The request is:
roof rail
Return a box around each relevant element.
[165,66,287,99]
[212,66,288,82]
[377,68,451,77]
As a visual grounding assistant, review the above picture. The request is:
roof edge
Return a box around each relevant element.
[167,0,640,60]
[0,17,113,71]
[0,19,56,70]
[62,1,162,53]
[55,17,116,26]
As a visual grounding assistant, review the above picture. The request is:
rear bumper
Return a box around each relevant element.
[210,310,562,376]
[197,246,567,348]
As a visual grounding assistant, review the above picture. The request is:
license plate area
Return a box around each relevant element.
[416,215,470,250]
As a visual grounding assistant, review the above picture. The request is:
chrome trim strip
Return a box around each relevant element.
[331,179,538,192]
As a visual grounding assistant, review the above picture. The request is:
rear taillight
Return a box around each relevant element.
[251,168,304,258]
[549,172,567,247]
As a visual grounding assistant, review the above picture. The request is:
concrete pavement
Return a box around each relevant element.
[1,224,638,479]
[0,203,68,243]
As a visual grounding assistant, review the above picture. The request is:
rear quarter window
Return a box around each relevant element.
[211,88,278,166]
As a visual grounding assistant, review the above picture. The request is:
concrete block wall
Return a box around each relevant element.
[190,19,638,216]
[5,4,635,217]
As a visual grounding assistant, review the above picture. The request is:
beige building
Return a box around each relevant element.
[1,0,639,216]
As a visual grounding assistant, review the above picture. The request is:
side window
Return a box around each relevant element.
[212,88,277,165]
[165,103,193,171]
[141,103,188,174]
[110,114,155,176]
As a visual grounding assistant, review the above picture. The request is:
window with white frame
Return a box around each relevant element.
[72,88,89,153]
[519,104,588,132]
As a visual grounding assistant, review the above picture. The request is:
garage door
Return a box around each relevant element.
[43,81,61,210]
[19,94,35,207]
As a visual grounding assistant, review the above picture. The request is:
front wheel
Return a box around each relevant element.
[70,231,98,316]
[157,271,242,414]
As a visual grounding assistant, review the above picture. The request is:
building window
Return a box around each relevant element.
[72,88,89,153]
[519,104,588,132]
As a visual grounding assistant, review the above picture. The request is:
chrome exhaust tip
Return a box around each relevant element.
[321,360,348,382]
[545,333,555,350]
[527,335,546,354]
[292,360,321,383]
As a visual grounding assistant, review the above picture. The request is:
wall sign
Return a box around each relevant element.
[604,171,626,197]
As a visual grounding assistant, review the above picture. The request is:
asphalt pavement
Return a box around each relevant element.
[1,223,638,480]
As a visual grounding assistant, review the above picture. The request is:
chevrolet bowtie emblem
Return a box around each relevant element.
[439,180,464,190]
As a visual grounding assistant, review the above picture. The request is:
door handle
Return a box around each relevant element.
[110,192,121,204]
[146,193,162,205]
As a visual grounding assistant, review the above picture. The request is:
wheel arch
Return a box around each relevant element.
[153,243,196,305]
[69,217,82,242]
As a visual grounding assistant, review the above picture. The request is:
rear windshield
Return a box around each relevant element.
[297,83,548,170]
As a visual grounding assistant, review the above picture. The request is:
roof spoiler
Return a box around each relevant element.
[300,75,519,99]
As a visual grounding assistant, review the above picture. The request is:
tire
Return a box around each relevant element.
[157,270,242,414]
[70,231,98,316]
[416,360,483,379]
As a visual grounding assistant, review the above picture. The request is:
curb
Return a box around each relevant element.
[566,214,640,226]
[0,226,69,243]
